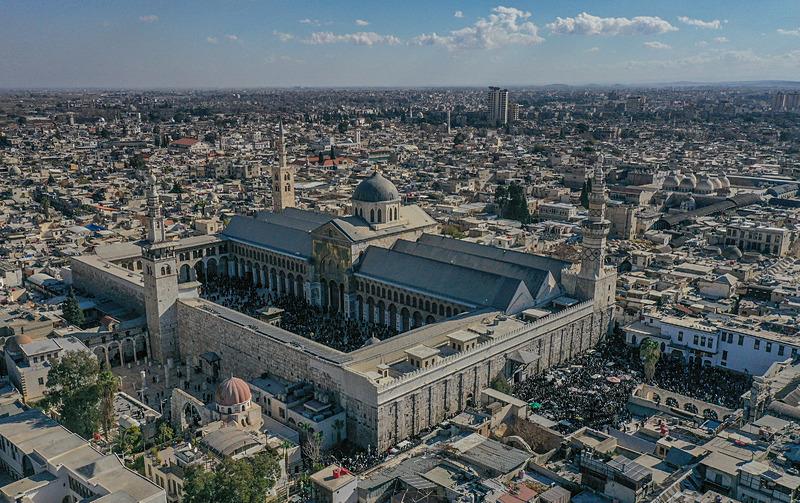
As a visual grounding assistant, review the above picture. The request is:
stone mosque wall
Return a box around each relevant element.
[71,256,145,314]
[176,293,611,452]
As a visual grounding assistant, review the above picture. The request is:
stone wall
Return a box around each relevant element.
[70,256,145,314]
[373,304,611,451]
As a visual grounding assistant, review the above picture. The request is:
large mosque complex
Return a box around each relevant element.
[69,127,616,452]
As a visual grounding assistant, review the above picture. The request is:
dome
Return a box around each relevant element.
[10,167,21,176]
[215,377,251,407]
[663,173,681,190]
[695,177,715,195]
[353,172,400,203]
[710,177,723,191]
[679,176,696,192]
[719,174,730,188]
[684,173,697,184]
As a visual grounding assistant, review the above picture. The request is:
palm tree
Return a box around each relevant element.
[640,339,662,382]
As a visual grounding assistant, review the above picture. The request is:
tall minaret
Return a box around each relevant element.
[564,156,616,311]
[146,170,166,243]
[580,161,611,278]
[141,170,179,363]
[271,120,296,212]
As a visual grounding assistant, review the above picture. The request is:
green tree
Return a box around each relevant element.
[113,424,142,457]
[61,288,85,327]
[154,421,174,445]
[47,173,55,185]
[183,450,281,503]
[639,338,662,382]
[170,182,183,194]
[98,370,120,440]
[46,351,104,438]
[501,182,531,224]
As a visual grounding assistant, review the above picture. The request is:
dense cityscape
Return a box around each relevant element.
[3,2,800,503]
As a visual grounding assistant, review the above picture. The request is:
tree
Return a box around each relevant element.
[46,351,105,438]
[170,182,183,194]
[639,338,662,382]
[113,424,142,457]
[499,182,531,224]
[97,370,120,440]
[61,288,85,327]
[298,423,322,470]
[47,173,55,185]
[154,421,174,445]
[183,450,280,503]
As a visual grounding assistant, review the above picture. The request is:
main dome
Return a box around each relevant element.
[215,377,251,406]
[353,172,400,203]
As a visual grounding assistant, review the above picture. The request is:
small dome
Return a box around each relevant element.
[718,174,730,188]
[710,177,723,190]
[10,167,22,176]
[215,377,251,407]
[663,173,681,190]
[695,177,715,195]
[353,172,400,203]
[679,176,696,192]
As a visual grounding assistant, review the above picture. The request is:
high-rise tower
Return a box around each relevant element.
[141,171,178,363]
[271,120,296,212]
[488,86,509,126]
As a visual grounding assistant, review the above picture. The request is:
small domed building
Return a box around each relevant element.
[352,171,403,228]
[214,376,262,428]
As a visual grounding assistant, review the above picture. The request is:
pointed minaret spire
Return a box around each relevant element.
[272,119,295,212]
[146,168,166,243]
[278,119,287,169]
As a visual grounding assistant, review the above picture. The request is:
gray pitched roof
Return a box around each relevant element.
[222,215,313,258]
[393,239,555,300]
[355,246,530,311]
[416,233,571,281]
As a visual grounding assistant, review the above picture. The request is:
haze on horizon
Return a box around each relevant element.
[1,0,799,89]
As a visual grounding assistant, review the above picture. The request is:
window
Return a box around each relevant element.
[38,377,44,385]
[779,345,785,356]
[701,336,706,346]
[722,350,728,360]
[754,340,760,350]
[678,331,684,342]
[738,335,744,346]
[693,335,699,345]
[766,342,772,353]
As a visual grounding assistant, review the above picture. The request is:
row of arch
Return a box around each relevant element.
[356,295,437,332]
[92,334,150,368]
[230,257,305,299]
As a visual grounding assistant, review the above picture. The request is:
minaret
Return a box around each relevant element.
[146,171,166,243]
[141,171,179,364]
[563,157,616,311]
[446,109,451,135]
[271,120,296,212]
[580,162,611,278]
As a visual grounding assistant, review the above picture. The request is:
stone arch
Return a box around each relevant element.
[270,268,278,292]
[684,402,699,414]
[367,297,375,323]
[219,256,229,277]
[122,337,136,364]
[328,280,339,312]
[446,306,452,317]
[206,258,218,278]
[279,271,286,294]
[107,341,122,367]
[703,409,719,421]
[413,311,422,328]
[666,397,679,408]
[377,301,386,325]
[288,273,295,296]
[194,261,205,283]
[179,264,191,283]
[425,315,436,324]
[182,402,203,431]
[295,275,304,299]
[401,307,410,332]
[356,295,364,321]
[389,304,397,329]
[93,346,108,368]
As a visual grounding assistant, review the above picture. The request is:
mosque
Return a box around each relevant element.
[70,126,616,452]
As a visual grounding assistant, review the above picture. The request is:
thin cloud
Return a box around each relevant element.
[225,34,239,42]
[777,27,800,36]
[547,12,677,36]
[355,19,370,26]
[273,31,295,42]
[139,15,159,23]
[265,54,305,64]
[206,36,219,44]
[587,46,600,53]
[413,6,543,50]
[714,36,729,43]
[678,16,722,30]
[644,41,671,50]
[305,31,401,46]
[454,11,464,19]
[299,18,321,26]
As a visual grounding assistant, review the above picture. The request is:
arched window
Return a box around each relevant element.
[370,209,375,222]
[285,183,291,191]
[284,173,290,180]
[378,209,382,222]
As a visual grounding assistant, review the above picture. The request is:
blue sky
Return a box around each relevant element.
[1,0,799,88]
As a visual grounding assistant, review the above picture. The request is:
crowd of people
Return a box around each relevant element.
[273,296,397,352]
[200,275,398,353]
[513,331,752,433]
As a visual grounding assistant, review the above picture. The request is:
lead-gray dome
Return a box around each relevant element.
[353,172,400,202]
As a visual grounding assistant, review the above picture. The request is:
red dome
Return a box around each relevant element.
[215,377,251,406]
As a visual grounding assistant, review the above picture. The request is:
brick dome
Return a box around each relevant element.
[215,377,251,406]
